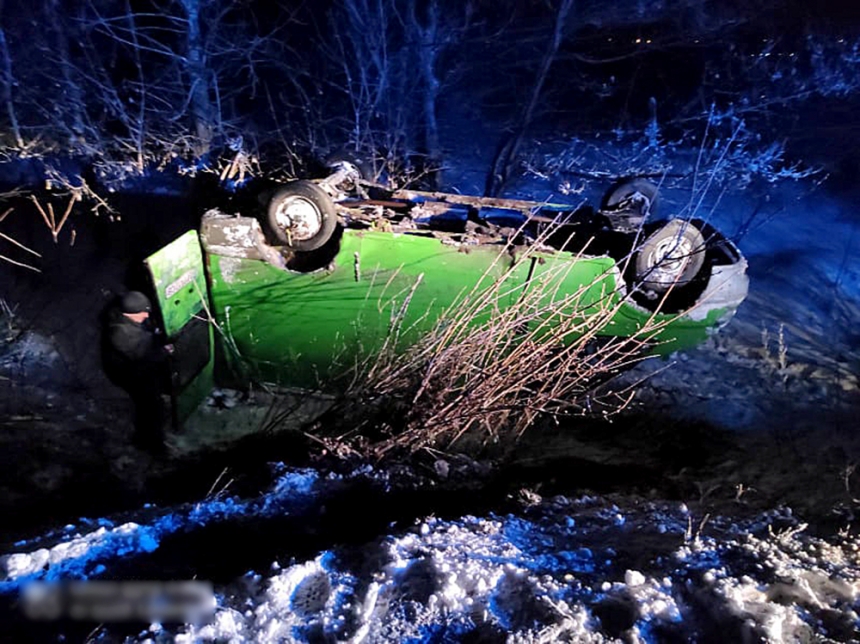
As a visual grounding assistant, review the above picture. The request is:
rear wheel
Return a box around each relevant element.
[325,150,375,182]
[635,219,706,295]
[602,178,660,219]
[266,181,337,251]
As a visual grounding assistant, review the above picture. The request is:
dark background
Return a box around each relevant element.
[0,0,858,189]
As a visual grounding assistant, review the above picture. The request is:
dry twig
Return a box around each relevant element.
[310,221,679,458]
[0,231,40,258]
[30,194,78,243]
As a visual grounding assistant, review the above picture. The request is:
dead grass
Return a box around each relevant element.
[0,298,19,346]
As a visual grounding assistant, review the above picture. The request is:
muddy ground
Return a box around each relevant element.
[0,180,859,553]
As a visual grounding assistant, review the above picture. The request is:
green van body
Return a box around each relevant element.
[144,216,747,423]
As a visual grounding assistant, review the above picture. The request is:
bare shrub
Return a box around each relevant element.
[526,106,820,200]
[309,229,678,459]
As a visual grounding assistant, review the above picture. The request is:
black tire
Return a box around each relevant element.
[602,178,660,218]
[635,219,706,294]
[325,149,375,182]
[266,181,337,251]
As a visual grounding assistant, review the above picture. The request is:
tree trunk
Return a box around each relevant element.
[124,0,146,170]
[409,0,442,186]
[485,0,575,196]
[0,25,23,149]
[47,0,86,141]
[181,0,214,156]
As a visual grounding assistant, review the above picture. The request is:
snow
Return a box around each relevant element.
[180,498,855,642]
[3,465,860,642]
[0,468,321,589]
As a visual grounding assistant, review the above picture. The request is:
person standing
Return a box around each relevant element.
[102,291,173,454]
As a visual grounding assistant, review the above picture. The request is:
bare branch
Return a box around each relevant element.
[0,231,41,258]
[0,253,40,272]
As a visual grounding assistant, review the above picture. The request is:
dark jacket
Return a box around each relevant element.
[103,306,169,389]
[102,302,173,447]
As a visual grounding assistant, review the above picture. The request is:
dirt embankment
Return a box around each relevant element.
[1,180,859,548]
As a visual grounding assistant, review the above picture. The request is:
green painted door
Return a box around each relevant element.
[145,230,214,424]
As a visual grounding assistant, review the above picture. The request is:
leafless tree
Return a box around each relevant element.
[82,0,222,156]
[38,0,292,162]
[324,0,474,179]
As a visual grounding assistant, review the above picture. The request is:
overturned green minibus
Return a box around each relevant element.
[143,171,749,425]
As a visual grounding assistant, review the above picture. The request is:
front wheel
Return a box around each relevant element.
[266,181,337,251]
[634,219,706,295]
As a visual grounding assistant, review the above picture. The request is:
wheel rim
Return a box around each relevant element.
[643,232,698,289]
[274,196,323,242]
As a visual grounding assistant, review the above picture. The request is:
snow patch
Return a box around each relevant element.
[4,467,860,642]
